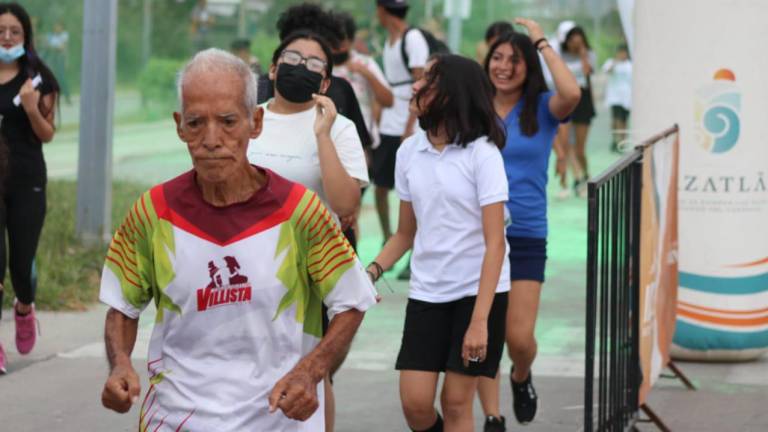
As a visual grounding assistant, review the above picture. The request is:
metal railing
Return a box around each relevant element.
[584,126,679,431]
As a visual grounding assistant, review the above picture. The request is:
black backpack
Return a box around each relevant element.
[390,27,450,86]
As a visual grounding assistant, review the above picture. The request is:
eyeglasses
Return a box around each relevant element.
[280,50,327,74]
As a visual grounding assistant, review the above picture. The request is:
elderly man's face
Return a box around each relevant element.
[173,71,263,184]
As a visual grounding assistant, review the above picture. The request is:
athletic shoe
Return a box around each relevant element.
[511,366,538,424]
[556,187,572,200]
[14,302,37,355]
[483,415,506,432]
[574,177,589,198]
[0,341,7,374]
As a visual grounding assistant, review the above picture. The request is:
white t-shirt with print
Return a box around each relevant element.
[333,50,391,147]
[602,58,632,110]
[379,30,429,137]
[247,102,369,215]
[395,131,511,303]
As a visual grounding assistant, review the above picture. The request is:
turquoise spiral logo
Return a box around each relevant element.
[703,105,740,153]
[695,69,741,154]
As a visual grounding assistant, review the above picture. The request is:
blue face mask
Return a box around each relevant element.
[0,43,25,64]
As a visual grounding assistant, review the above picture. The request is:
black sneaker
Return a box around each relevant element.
[510,366,538,424]
[483,415,506,432]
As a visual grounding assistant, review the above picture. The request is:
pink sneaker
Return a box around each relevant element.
[0,341,7,374]
[14,302,37,355]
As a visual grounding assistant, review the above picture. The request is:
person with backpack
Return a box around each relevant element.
[373,0,444,280]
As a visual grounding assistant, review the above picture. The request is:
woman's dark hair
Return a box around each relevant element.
[484,21,514,44]
[561,25,591,53]
[276,3,344,50]
[271,29,334,77]
[335,12,357,42]
[0,2,60,117]
[414,54,506,149]
[484,32,548,137]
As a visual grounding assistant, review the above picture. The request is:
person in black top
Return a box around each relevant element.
[0,2,59,374]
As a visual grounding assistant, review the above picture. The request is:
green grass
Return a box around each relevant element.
[2,180,148,311]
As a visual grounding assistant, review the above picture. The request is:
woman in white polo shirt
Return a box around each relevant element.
[367,54,510,432]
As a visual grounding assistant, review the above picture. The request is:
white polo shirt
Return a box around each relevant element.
[396,131,511,303]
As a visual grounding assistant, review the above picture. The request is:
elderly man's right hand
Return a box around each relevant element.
[101,363,141,413]
[268,363,320,421]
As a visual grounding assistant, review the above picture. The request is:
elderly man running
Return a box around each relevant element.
[98,48,377,431]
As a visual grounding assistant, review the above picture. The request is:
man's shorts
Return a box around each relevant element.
[507,236,547,283]
[371,134,401,190]
[395,292,508,378]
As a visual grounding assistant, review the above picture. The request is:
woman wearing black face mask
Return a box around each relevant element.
[247,34,371,431]
[247,30,368,235]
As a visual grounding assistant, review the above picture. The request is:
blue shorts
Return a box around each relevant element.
[507,236,547,282]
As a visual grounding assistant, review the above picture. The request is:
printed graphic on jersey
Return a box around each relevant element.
[197,256,253,312]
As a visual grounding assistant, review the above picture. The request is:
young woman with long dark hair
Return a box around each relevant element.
[367,54,510,432]
[0,1,60,374]
[476,19,580,431]
[560,24,595,197]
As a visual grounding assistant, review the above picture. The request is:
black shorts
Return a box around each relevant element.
[371,134,401,189]
[571,87,596,125]
[395,293,508,378]
[508,236,547,282]
[611,105,630,123]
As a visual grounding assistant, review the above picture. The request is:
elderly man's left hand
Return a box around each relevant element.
[268,363,320,421]
[312,94,337,138]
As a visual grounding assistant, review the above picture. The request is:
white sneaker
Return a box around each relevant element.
[556,188,572,200]
[577,182,589,198]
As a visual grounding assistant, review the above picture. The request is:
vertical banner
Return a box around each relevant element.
[634,0,768,361]
[638,135,679,404]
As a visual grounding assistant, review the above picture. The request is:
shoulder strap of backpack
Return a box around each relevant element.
[389,27,415,87]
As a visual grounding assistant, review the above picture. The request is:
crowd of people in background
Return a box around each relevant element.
[0,0,633,431]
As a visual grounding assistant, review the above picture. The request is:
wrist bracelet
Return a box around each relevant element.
[368,261,384,281]
[366,270,378,283]
[533,37,547,50]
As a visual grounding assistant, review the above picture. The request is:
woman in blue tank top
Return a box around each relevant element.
[476,18,580,431]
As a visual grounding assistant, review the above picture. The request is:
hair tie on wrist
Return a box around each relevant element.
[368,261,384,282]
[533,37,547,50]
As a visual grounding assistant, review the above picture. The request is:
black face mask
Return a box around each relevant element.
[275,63,323,103]
[332,51,350,65]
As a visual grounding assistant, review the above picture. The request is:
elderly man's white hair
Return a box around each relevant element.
[176,48,259,113]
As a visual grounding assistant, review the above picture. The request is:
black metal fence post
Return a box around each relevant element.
[584,125,677,431]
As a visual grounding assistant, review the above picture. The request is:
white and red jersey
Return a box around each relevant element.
[99,168,377,431]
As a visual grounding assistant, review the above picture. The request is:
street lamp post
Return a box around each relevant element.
[76,0,118,244]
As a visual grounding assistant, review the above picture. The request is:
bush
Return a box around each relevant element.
[137,57,184,117]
